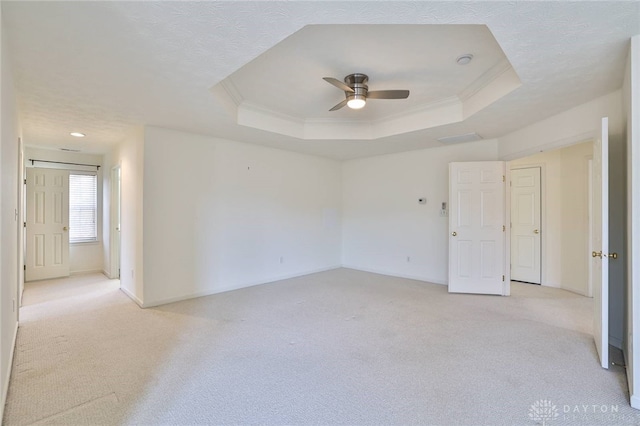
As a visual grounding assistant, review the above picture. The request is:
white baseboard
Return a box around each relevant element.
[341,264,447,286]
[609,335,623,350]
[70,269,103,276]
[631,394,640,410]
[119,286,143,308]
[142,289,222,308]
[624,349,635,409]
[1,321,19,422]
[102,270,121,280]
[142,265,342,308]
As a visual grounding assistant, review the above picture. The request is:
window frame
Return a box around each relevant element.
[68,171,99,245]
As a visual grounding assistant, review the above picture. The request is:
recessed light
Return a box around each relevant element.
[70,132,85,138]
[456,54,474,65]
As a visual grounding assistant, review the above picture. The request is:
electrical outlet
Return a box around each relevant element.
[279,256,284,264]
[406,256,411,263]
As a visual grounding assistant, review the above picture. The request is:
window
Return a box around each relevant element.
[69,173,97,243]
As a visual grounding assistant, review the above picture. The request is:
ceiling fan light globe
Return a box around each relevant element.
[347,97,366,109]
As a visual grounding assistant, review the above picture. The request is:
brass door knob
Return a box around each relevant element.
[605,253,618,260]
[533,229,540,234]
[451,231,457,236]
[592,251,602,258]
[63,226,68,231]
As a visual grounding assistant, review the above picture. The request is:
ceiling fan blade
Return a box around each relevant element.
[367,90,410,99]
[329,99,348,111]
[323,77,355,93]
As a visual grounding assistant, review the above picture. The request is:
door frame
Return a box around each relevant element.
[509,163,545,285]
[505,167,511,295]
[17,138,24,311]
[109,165,121,280]
[588,159,594,298]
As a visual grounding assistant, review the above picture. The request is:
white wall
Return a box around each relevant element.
[23,148,104,275]
[107,128,145,305]
[560,143,596,296]
[342,139,499,284]
[499,91,623,160]
[625,35,640,410]
[0,7,20,419]
[141,126,342,307]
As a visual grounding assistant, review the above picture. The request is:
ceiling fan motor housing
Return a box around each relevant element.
[323,72,409,111]
[345,73,368,102]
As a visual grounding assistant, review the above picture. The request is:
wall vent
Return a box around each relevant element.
[437,132,482,144]
[60,148,81,152]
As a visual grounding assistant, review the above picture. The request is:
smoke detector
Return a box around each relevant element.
[456,54,474,65]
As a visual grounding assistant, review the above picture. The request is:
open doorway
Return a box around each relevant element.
[508,135,626,357]
[22,148,105,283]
[508,141,594,295]
[510,166,542,285]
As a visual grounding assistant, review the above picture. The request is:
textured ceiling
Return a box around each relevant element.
[2,1,639,159]
[223,25,507,119]
[214,24,521,140]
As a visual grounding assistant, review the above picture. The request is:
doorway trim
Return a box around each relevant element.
[108,165,121,280]
[588,158,594,298]
[509,162,546,286]
[17,138,24,310]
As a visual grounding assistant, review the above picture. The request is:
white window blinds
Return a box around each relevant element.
[69,173,97,243]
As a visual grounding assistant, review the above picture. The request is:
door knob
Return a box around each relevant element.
[533,229,540,234]
[63,226,68,231]
[604,253,618,260]
[451,231,457,236]
[592,251,602,258]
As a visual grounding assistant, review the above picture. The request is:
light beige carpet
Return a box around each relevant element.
[2,269,637,425]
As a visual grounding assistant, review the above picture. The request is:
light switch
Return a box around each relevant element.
[440,201,448,217]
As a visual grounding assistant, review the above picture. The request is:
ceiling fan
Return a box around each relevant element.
[323,73,410,111]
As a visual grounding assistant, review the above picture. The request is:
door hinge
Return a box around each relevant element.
[23,265,26,271]
[502,275,505,282]
[23,178,26,185]
[502,175,505,182]
[503,225,506,232]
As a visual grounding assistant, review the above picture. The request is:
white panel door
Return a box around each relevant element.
[592,117,610,369]
[449,162,507,295]
[510,167,541,284]
[25,168,70,281]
